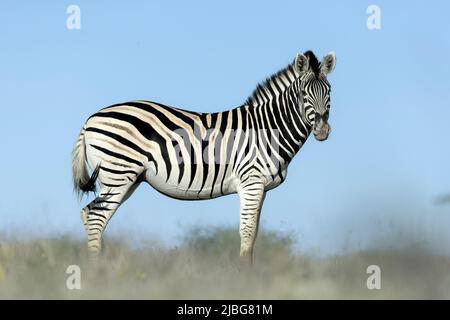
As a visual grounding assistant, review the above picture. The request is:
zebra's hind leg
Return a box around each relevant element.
[237,175,266,265]
[81,183,140,255]
[80,206,89,234]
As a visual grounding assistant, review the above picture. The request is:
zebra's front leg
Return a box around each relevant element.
[237,177,266,265]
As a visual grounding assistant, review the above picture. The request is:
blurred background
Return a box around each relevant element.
[0,0,449,258]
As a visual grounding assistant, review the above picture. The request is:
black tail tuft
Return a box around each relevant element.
[80,164,100,193]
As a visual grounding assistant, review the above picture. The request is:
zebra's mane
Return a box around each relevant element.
[245,51,320,107]
[304,50,320,75]
[245,64,298,106]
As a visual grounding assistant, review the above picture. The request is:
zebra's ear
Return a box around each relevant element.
[294,53,309,73]
[320,51,336,75]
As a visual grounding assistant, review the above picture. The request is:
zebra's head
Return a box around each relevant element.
[294,51,336,141]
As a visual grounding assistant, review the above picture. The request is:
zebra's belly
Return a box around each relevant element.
[144,165,237,200]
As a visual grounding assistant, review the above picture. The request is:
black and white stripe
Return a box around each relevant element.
[72,50,336,261]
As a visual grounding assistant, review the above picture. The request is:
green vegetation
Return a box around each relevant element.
[0,227,449,299]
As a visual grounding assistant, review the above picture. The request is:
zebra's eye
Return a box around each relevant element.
[323,110,329,121]
[315,112,320,119]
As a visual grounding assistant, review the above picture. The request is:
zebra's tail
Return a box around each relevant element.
[72,127,100,197]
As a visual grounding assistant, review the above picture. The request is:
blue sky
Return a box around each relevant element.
[1,1,449,255]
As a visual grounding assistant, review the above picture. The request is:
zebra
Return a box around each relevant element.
[72,50,336,263]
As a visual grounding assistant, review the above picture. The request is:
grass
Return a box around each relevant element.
[1,227,450,299]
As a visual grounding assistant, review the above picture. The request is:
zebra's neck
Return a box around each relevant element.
[243,63,313,163]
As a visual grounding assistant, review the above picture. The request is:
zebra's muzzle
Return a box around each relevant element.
[313,123,331,141]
